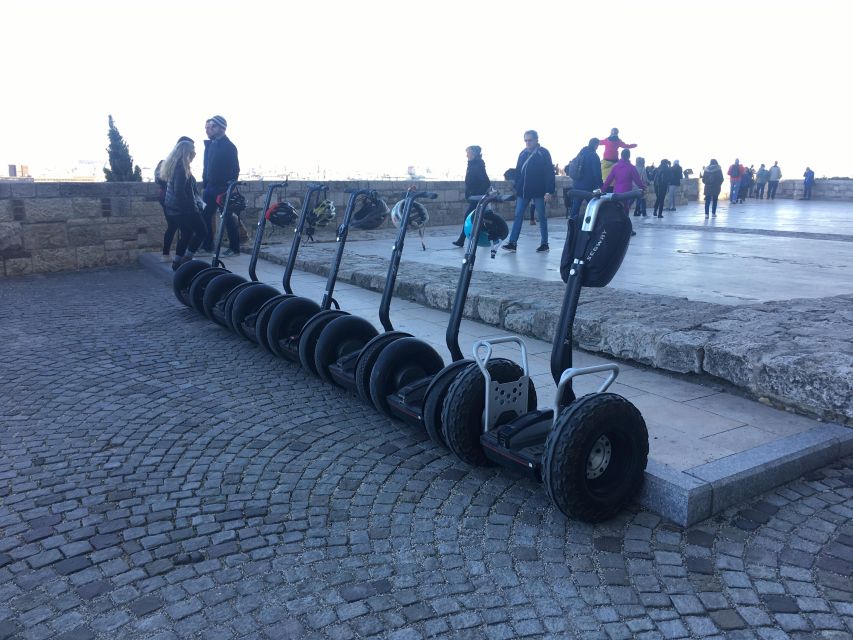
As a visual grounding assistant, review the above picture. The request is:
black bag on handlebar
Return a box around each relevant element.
[560,200,633,286]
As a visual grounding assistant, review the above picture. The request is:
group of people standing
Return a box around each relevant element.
[156,115,241,270]
[721,160,783,206]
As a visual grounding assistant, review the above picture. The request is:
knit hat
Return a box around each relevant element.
[208,115,227,129]
[177,136,194,144]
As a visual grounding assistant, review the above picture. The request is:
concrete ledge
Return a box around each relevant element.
[639,424,853,526]
[263,244,853,423]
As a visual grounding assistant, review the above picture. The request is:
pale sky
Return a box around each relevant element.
[2,0,851,181]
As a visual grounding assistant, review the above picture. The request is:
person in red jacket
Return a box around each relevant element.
[598,128,637,184]
[727,159,744,204]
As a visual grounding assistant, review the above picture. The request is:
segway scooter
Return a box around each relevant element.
[199,180,290,328]
[312,190,435,391]
[441,189,649,522]
[229,183,329,343]
[367,192,537,445]
[264,189,384,366]
[172,179,244,310]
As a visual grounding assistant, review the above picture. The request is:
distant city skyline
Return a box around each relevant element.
[3,1,850,182]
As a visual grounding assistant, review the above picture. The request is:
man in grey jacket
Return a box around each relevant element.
[767,161,782,200]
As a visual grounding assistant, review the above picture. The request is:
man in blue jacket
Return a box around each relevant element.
[503,130,555,253]
[201,115,241,255]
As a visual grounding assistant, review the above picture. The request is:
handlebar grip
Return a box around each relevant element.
[498,195,515,202]
[567,189,595,199]
[423,192,438,200]
[612,189,644,201]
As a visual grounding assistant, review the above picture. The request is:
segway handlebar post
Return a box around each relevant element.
[319,189,375,310]
[281,183,327,294]
[549,188,640,388]
[446,192,511,361]
[248,181,288,282]
[211,180,244,267]
[377,191,438,332]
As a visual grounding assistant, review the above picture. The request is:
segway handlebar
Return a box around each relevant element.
[467,194,515,203]
[568,188,642,201]
[407,191,438,200]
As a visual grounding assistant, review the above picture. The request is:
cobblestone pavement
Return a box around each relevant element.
[1,268,851,640]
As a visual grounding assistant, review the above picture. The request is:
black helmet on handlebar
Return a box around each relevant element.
[265,201,297,227]
[351,193,390,230]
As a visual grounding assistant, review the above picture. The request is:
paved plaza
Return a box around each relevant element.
[317,199,853,306]
[1,266,852,640]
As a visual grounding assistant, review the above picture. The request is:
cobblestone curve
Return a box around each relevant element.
[0,268,851,640]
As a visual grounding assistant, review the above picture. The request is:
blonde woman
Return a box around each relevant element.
[161,137,206,270]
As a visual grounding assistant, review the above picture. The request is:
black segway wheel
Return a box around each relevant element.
[542,393,648,523]
[221,281,255,332]
[202,273,246,325]
[230,284,280,341]
[422,359,473,449]
[188,267,229,315]
[298,310,350,375]
[441,358,537,467]
[313,315,380,386]
[266,296,322,361]
[354,331,411,405]
[173,260,210,307]
[254,295,293,350]
[369,337,444,418]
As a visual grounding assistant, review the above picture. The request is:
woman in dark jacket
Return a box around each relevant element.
[701,159,724,217]
[161,138,206,270]
[652,159,672,218]
[453,145,491,246]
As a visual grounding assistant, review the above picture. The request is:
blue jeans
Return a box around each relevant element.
[803,183,813,199]
[509,196,547,245]
[729,181,740,202]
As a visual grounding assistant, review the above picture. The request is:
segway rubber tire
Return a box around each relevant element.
[542,393,648,523]
[298,310,350,375]
[369,337,444,418]
[222,281,255,333]
[203,273,247,325]
[266,296,322,361]
[188,267,229,315]
[422,359,473,449]
[173,260,210,307]
[231,284,280,341]
[253,294,293,350]
[441,358,537,467]
[314,315,379,386]
[354,332,411,405]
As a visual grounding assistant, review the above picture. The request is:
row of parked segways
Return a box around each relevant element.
[171,180,649,522]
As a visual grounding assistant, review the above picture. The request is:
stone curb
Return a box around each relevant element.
[641,424,853,525]
[258,244,853,423]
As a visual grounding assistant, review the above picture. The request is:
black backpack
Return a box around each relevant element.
[567,150,584,181]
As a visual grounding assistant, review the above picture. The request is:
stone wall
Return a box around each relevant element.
[0,176,733,277]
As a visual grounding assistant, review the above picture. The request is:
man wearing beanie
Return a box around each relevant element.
[202,115,241,255]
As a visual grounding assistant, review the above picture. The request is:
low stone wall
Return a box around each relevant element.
[262,243,853,424]
[0,178,698,277]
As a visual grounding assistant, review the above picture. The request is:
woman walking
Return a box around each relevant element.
[161,138,207,270]
[453,145,491,246]
[701,159,724,217]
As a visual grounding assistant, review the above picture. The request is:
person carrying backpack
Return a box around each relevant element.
[453,145,491,246]
[566,138,604,220]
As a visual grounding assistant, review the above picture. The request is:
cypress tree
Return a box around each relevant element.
[104,115,142,182]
